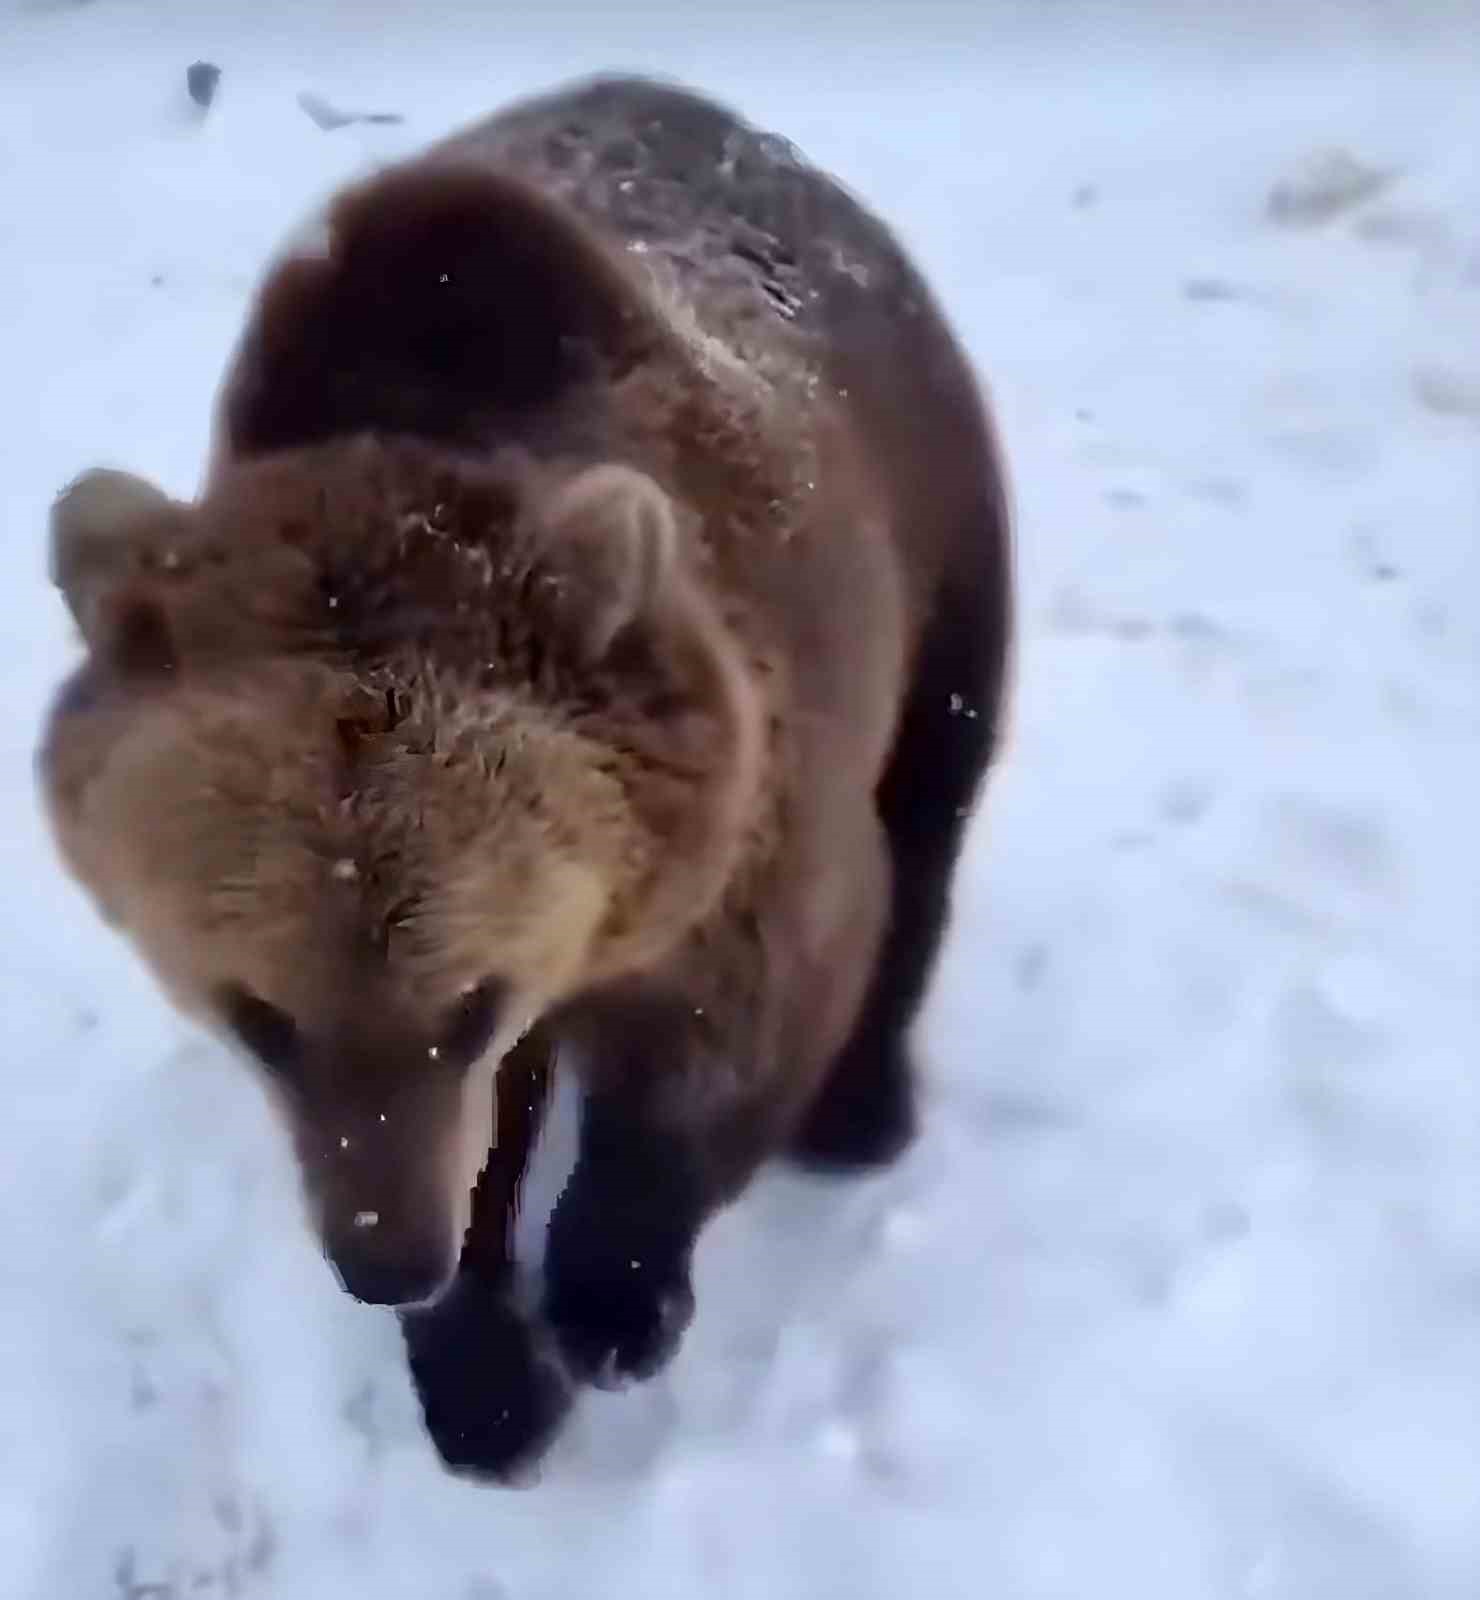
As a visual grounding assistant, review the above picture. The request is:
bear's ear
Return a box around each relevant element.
[536,465,679,663]
[50,468,196,679]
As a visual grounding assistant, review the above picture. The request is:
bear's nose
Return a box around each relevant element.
[329,1247,453,1309]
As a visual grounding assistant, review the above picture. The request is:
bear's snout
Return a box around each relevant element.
[305,1120,464,1309]
[325,1221,457,1309]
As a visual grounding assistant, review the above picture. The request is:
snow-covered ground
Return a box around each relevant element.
[3,2,1479,1595]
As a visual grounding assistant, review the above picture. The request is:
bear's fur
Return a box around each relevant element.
[38,74,1013,1480]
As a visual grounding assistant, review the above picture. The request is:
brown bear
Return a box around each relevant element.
[37,74,1013,1480]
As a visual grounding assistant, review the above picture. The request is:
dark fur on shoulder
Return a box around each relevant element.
[38,73,1013,1482]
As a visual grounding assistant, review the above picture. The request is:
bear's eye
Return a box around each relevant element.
[437,978,507,1069]
[221,986,301,1078]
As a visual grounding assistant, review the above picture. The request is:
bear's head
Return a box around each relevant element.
[38,440,765,1307]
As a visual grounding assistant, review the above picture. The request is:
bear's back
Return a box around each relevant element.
[441,77,913,372]
[437,76,1002,618]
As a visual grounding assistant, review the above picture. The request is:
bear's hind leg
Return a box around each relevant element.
[790,561,1005,1173]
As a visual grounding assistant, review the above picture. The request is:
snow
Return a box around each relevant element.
[2,1,1479,1595]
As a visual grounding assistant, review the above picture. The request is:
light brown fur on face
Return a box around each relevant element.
[39,436,766,1297]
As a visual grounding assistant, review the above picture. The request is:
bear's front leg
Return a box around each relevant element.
[542,1095,703,1388]
[542,991,773,1390]
[400,1024,573,1482]
[400,1270,572,1483]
